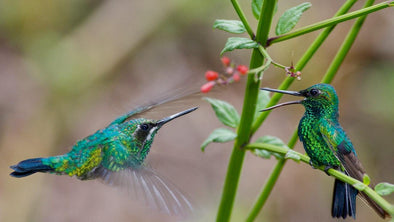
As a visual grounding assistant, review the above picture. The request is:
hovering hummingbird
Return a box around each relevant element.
[10,104,198,216]
[260,83,388,219]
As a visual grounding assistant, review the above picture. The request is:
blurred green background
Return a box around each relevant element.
[0,0,393,221]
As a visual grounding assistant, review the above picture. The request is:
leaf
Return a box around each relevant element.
[254,90,270,121]
[251,0,264,20]
[255,135,289,149]
[204,97,240,128]
[363,174,371,186]
[251,0,278,20]
[252,135,288,159]
[220,37,259,55]
[213,20,246,34]
[201,128,237,151]
[285,150,301,162]
[375,182,394,196]
[276,2,312,35]
[353,182,367,191]
[252,149,274,159]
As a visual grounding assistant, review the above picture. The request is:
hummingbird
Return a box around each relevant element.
[260,83,388,219]
[10,104,198,216]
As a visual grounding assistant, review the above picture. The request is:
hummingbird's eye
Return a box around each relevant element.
[140,123,149,131]
[310,89,319,96]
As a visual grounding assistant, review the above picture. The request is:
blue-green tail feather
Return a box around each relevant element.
[332,178,358,219]
[10,158,54,178]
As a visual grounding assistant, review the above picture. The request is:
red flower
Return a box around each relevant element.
[205,70,219,81]
[221,56,231,66]
[233,73,240,82]
[237,65,248,75]
[201,81,215,93]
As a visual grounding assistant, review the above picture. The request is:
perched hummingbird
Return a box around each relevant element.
[10,105,198,216]
[261,83,388,219]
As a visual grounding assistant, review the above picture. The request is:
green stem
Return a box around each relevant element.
[267,1,393,46]
[322,0,375,83]
[249,46,273,75]
[216,1,277,221]
[246,0,359,220]
[230,0,255,39]
[245,143,394,216]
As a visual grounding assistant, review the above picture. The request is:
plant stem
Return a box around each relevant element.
[230,0,255,39]
[245,143,394,216]
[322,0,375,83]
[267,1,393,46]
[246,0,359,220]
[216,1,277,221]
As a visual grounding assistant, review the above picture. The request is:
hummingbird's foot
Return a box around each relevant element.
[309,160,318,169]
[323,166,333,176]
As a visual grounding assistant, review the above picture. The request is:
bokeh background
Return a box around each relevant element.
[0,0,393,221]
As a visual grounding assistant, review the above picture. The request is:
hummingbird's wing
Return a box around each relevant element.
[92,165,194,217]
[319,119,389,218]
[318,119,365,179]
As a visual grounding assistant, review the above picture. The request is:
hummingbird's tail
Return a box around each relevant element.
[332,178,358,219]
[10,158,54,178]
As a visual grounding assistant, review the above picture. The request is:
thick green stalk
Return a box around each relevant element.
[247,0,359,220]
[215,1,277,221]
[267,1,393,46]
[245,143,394,216]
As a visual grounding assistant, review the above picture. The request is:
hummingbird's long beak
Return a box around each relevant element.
[157,107,198,126]
[260,87,303,96]
[260,87,303,112]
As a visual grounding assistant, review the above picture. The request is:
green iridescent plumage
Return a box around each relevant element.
[261,83,388,219]
[10,105,197,215]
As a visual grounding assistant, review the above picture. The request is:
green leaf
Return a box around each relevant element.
[252,149,273,159]
[353,182,367,191]
[276,2,312,35]
[285,150,301,162]
[255,135,289,149]
[375,182,394,196]
[220,37,259,55]
[201,128,237,151]
[252,135,288,159]
[204,97,240,128]
[213,20,246,34]
[251,0,278,20]
[254,90,270,121]
[252,0,264,20]
[363,174,371,186]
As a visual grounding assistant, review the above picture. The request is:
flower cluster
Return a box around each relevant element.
[201,57,249,93]
[285,65,301,80]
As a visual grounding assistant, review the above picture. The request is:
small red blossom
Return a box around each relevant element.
[221,56,231,66]
[232,73,240,82]
[237,65,248,75]
[205,70,219,81]
[201,81,215,93]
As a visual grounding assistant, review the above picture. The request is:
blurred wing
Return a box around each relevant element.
[93,166,193,216]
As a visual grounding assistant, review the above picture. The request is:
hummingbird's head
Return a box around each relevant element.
[260,83,339,117]
[299,84,339,113]
[129,107,198,162]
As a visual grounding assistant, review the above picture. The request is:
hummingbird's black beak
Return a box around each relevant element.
[260,87,303,96]
[157,107,198,127]
[260,87,303,112]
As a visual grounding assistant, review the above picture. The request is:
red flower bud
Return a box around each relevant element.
[221,56,231,66]
[205,70,219,81]
[200,81,215,93]
[233,73,240,82]
[237,65,248,75]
